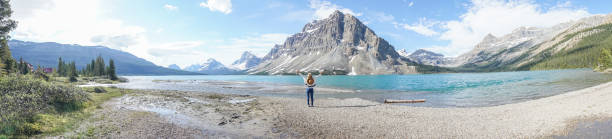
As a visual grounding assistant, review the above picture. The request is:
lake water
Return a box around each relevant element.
[119,69,612,107]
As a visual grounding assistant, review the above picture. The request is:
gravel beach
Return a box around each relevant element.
[71,81,612,138]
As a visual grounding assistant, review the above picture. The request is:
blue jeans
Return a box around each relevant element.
[306,88,314,106]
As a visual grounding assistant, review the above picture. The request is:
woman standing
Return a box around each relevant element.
[297,70,321,107]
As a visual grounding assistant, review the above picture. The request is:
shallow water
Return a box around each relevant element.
[119,69,612,107]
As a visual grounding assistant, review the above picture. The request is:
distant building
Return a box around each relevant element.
[43,68,53,73]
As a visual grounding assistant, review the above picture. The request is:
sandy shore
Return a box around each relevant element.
[70,81,612,138]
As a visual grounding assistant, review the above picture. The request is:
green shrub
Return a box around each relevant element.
[69,76,77,82]
[0,75,89,136]
[33,71,49,81]
[93,87,106,93]
[206,94,225,100]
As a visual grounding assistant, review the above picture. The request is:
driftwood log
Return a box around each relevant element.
[384,99,426,103]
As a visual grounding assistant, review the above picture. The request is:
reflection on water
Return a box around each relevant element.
[118,69,612,107]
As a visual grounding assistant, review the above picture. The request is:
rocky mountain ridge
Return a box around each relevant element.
[248,11,419,75]
[449,14,612,70]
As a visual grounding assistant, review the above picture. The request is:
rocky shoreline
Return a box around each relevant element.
[66,81,612,138]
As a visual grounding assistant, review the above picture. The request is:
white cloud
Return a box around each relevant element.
[281,0,362,22]
[206,33,290,65]
[9,0,198,67]
[409,1,414,7]
[145,33,289,67]
[200,0,232,14]
[396,18,439,36]
[309,0,361,20]
[372,12,394,23]
[423,0,590,57]
[164,4,178,11]
[9,0,288,68]
[10,0,147,51]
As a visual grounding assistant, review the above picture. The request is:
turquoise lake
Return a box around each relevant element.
[120,69,612,107]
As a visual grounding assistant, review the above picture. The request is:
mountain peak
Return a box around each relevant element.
[231,51,262,70]
[167,64,181,70]
[240,51,256,58]
[397,49,410,58]
[329,10,345,19]
[205,58,218,63]
[406,49,449,66]
[483,33,496,40]
[410,49,444,57]
[250,9,417,75]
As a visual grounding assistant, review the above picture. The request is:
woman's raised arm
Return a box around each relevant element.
[297,70,306,82]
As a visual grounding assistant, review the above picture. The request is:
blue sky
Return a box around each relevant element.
[9,0,612,68]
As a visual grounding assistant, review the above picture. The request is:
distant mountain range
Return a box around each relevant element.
[8,40,198,75]
[403,14,612,72]
[248,11,425,75]
[183,58,242,75]
[15,12,608,75]
[176,51,262,75]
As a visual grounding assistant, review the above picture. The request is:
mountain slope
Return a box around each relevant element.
[230,51,262,70]
[183,58,239,75]
[527,23,612,70]
[451,14,612,71]
[9,40,198,75]
[249,11,421,75]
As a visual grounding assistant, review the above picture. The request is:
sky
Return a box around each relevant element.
[8,0,612,68]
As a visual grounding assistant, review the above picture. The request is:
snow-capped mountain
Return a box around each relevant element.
[406,49,451,66]
[397,49,410,58]
[167,64,181,70]
[230,51,262,70]
[183,58,239,75]
[248,11,419,75]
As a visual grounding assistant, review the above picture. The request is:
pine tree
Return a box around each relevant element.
[18,57,28,74]
[57,57,63,76]
[0,57,4,74]
[0,39,15,73]
[0,0,17,74]
[94,55,105,76]
[0,0,17,39]
[69,61,78,82]
[89,60,95,76]
[108,59,118,80]
[598,48,612,70]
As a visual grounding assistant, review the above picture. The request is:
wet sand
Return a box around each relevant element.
[70,81,612,138]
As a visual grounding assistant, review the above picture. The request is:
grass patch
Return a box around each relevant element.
[206,94,225,100]
[0,75,130,138]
